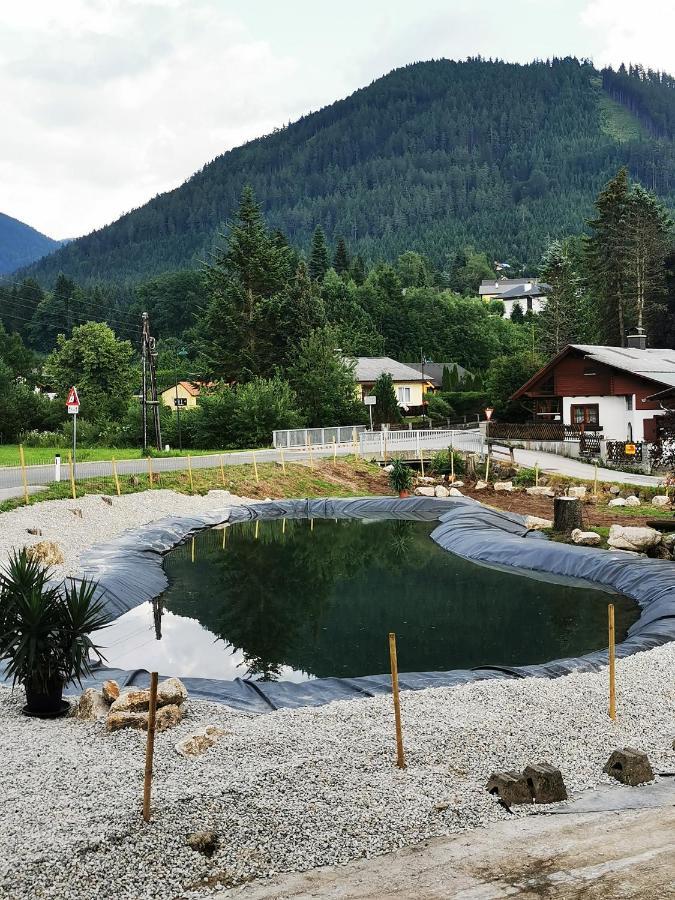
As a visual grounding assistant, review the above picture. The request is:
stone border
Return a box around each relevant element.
[74,496,675,711]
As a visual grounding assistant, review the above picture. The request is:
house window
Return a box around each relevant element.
[625,395,634,411]
[526,297,533,312]
[397,386,411,404]
[570,404,600,426]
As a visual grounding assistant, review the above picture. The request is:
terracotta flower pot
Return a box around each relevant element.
[399,490,411,498]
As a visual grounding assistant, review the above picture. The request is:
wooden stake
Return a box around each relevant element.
[450,447,455,483]
[255,520,259,540]
[333,439,337,464]
[222,527,227,549]
[308,436,314,469]
[419,443,425,478]
[485,453,490,482]
[282,517,286,534]
[68,450,77,500]
[279,447,286,474]
[594,462,599,498]
[112,457,121,496]
[608,604,616,721]
[535,463,539,487]
[187,455,194,493]
[310,518,314,532]
[388,632,406,769]
[18,444,29,506]
[191,536,195,563]
[220,455,226,487]
[142,671,159,823]
[147,455,153,487]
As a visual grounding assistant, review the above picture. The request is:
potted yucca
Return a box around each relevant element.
[0,550,110,717]
[388,458,414,498]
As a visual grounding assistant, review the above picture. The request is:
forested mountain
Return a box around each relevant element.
[0,213,60,275]
[20,57,675,286]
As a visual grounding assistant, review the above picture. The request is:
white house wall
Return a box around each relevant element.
[562,396,627,440]
[502,296,547,319]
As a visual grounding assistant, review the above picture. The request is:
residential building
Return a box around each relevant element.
[160,381,214,411]
[407,362,468,391]
[350,357,432,411]
[510,341,675,442]
[479,278,550,319]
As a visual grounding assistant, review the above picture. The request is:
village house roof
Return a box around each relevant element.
[479,278,550,298]
[349,357,429,383]
[511,344,675,401]
[407,362,468,387]
[164,380,216,397]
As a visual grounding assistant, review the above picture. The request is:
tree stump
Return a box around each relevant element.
[553,496,583,533]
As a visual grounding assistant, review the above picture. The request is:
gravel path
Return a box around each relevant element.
[0,490,250,580]
[0,642,674,899]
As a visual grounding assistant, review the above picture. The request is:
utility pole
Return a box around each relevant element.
[141,313,162,452]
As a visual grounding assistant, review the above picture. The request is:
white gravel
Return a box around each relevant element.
[0,490,250,580]
[0,643,673,899]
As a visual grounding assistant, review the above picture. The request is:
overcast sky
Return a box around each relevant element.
[2,0,674,240]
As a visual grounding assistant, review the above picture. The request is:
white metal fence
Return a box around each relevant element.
[359,428,485,458]
[272,425,368,449]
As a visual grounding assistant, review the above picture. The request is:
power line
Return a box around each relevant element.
[0,306,142,336]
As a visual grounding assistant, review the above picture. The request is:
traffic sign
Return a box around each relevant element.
[66,387,80,415]
[364,396,376,406]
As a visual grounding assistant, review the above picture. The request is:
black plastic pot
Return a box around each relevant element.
[23,677,65,717]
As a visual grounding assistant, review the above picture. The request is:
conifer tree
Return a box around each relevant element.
[309,226,330,282]
[510,302,525,324]
[441,364,452,392]
[537,237,592,354]
[333,237,350,276]
[371,372,402,425]
[349,255,367,286]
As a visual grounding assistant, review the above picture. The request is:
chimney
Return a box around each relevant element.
[627,329,647,350]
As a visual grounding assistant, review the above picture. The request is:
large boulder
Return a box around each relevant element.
[107,703,184,732]
[624,495,641,507]
[415,486,436,497]
[26,541,64,567]
[157,677,188,706]
[448,487,463,497]
[434,485,449,498]
[494,481,513,492]
[571,528,602,546]
[652,495,671,508]
[608,498,627,507]
[109,677,188,714]
[526,486,554,498]
[525,516,553,530]
[175,725,226,758]
[474,480,488,491]
[76,688,109,721]
[567,486,587,499]
[607,524,662,552]
[156,704,184,732]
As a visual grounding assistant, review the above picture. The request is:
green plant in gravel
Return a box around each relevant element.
[0,550,110,716]
[387,459,414,496]
[429,449,465,477]
[513,467,537,487]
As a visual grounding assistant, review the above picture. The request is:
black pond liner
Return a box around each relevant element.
[63,496,675,712]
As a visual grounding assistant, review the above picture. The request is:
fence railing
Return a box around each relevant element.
[359,428,485,458]
[272,425,368,448]
[486,422,603,442]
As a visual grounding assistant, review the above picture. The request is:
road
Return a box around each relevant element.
[505,446,663,487]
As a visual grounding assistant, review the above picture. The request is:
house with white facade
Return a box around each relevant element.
[350,357,432,413]
[510,341,675,442]
[479,278,550,319]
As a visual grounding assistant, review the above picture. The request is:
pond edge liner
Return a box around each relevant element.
[58,496,675,712]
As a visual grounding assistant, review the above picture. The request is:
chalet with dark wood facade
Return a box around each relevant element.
[510,344,675,442]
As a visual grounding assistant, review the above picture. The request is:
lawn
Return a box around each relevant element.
[0,445,226,467]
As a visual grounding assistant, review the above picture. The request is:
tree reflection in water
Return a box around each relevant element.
[162,519,639,682]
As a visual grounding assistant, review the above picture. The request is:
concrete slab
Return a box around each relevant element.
[0,485,48,502]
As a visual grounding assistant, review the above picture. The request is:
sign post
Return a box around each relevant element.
[365,394,376,431]
[66,387,80,480]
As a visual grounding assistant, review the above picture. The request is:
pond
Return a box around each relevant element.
[98,518,640,682]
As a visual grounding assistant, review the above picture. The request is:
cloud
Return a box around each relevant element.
[580,0,675,71]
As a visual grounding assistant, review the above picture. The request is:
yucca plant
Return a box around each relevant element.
[388,458,414,497]
[0,549,111,716]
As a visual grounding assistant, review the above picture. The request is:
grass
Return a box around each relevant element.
[0,458,388,514]
[0,445,227,467]
[597,92,646,143]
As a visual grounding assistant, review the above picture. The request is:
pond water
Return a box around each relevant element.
[99,519,639,682]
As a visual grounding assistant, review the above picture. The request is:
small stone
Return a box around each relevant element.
[608,498,627,507]
[571,528,602,546]
[610,485,621,495]
[26,528,42,536]
[157,677,188,707]
[175,725,226,758]
[433,800,450,812]
[652,495,671,508]
[383,464,394,473]
[186,830,219,857]
[486,771,532,807]
[414,487,436,497]
[523,763,568,804]
[494,481,513,492]
[26,541,64,567]
[474,480,488,490]
[70,508,83,518]
[603,748,654,786]
[109,689,151,714]
[525,516,553,530]
[102,680,120,703]
[76,688,109,721]
[624,495,640,507]
[567,486,587,499]
[450,480,464,488]
[448,488,463,497]
[156,704,184,731]
[526,486,554,497]
[434,485,449,498]
[102,496,113,506]
[107,710,148,732]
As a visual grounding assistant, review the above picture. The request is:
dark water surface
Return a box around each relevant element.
[100,519,639,682]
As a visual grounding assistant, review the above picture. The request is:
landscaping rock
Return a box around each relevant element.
[571,528,602,546]
[101,496,113,506]
[608,498,627,507]
[156,704,184,732]
[414,487,436,497]
[107,710,148,732]
[494,481,513,492]
[474,480,488,490]
[525,516,553,530]
[523,763,568,804]
[609,485,621,495]
[26,541,64,567]
[450,480,464,488]
[157,677,188,707]
[417,476,434,485]
[383,464,394,473]
[434,485,449,498]
[567,486,587,499]
[186,830,220,857]
[652,495,671,508]
[109,689,151,714]
[624,495,641,507]
[76,689,109,721]
[486,771,532,807]
[101,680,120,703]
[175,725,226,759]
[448,488,463,497]
[526,486,554,497]
[603,748,654,786]
[607,525,662,552]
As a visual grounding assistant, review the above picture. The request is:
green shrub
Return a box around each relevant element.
[429,449,466,476]
[513,467,537,486]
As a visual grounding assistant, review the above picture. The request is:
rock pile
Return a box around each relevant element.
[76,677,188,732]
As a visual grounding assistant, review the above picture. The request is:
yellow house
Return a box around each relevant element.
[161,381,214,411]
[350,357,432,411]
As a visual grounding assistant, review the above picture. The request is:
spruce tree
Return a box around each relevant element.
[623,184,672,335]
[333,237,350,276]
[349,255,367,286]
[309,226,330,282]
[510,302,525,324]
[537,237,592,354]
[441,365,452,392]
[371,372,402,425]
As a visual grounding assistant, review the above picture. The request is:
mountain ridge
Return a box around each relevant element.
[21,57,675,286]
[0,212,61,275]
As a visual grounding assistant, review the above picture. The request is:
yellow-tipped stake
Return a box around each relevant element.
[594,462,599,498]
[608,603,617,720]
[308,436,314,469]
[279,447,286,474]
[252,450,259,484]
[310,518,314,532]
[485,452,490,482]
[255,520,259,540]
[222,527,227,550]
[420,444,425,478]
[450,447,455,483]
[191,537,195,563]
[333,438,337,464]
[112,457,121,496]
[388,632,406,769]
[535,462,539,487]
[282,518,286,534]
[220,455,226,487]
[147,455,153,487]
[142,672,159,823]
[187,455,194,493]
[18,444,29,506]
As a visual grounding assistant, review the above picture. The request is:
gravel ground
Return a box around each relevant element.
[0,643,674,900]
[0,490,251,580]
